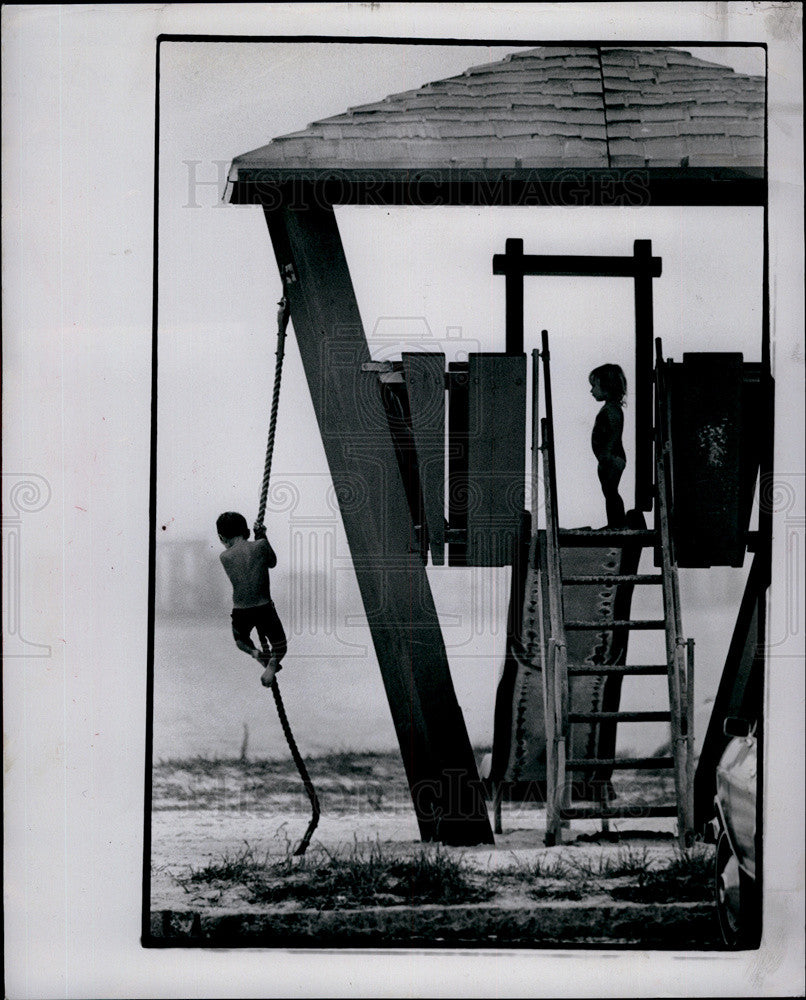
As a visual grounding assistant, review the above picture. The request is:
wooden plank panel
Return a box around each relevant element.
[263,200,493,845]
[447,363,469,566]
[668,352,745,566]
[466,354,526,565]
[401,352,446,565]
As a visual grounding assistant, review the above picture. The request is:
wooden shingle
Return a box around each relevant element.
[228,45,764,186]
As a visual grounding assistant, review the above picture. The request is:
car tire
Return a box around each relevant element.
[715,831,760,949]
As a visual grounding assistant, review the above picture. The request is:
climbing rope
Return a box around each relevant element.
[256,297,290,531]
[266,649,321,856]
[256,294,320,858]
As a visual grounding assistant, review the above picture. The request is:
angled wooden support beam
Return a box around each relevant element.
[693,552,765,829]
[262,196,493,845]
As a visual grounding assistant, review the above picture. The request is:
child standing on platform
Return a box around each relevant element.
[589,364,627,529]
[217,511,287,687]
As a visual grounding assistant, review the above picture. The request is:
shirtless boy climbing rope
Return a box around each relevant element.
[217,511,287,687]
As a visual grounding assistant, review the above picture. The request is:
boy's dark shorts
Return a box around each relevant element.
[231,601,287,661]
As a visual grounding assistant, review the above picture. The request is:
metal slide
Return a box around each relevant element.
[489,532,647,803]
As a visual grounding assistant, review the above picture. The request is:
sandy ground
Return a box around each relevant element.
[149,754,688,914]
[151,806,683,911]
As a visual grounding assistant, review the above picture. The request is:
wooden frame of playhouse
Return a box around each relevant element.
[225,43,771,848]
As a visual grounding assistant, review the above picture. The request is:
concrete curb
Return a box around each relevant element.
[148,900,720,948]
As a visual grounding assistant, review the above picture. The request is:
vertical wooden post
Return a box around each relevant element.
[263,198,493,846]
[505,238,524,355]
[633,239,655,512]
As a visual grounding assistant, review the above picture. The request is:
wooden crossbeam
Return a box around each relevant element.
[494,240,661,511]
[493,252,662,279]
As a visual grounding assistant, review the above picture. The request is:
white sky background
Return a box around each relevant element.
[2,4,803,998]
[157,41,764,759]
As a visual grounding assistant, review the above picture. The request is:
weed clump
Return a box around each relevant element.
[609,846,713,903]
[177,840,491,910]
[562,845,653,879]
[181,843,271,883]
[174,840,715,911]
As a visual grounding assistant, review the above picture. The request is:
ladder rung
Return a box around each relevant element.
[566,757,674,770]
[565,619,666,630]
[558,529,658,547]
[560,804,678,820]
[567,664,668,676]
[569,710,671,722]
[562,574,662,585]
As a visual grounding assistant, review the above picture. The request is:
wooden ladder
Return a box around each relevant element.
[538,332,695,848]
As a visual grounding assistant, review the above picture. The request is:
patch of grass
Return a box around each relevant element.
[609,846,714,903]
[155,751,411,791]
[314,751,383,776]
[180,843,272,887]
[485,845,706,904]
[173,832,715,911]
[484,851,570,886]
[661,845,713,879]
[491,846,654,885]
[527,853,572,879]
[176,839,491,911]
[386,850,486,906]
[527,884,591,901]
[562,845,653,879]
[485,853,599,902]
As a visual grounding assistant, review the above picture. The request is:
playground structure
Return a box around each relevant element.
[489,329,764,847]
[224,46,770,851]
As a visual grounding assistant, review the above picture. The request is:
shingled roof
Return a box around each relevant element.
[228,46,764,189]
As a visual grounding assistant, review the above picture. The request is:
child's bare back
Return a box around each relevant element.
[216,511,286,687]
[219,538,276,608]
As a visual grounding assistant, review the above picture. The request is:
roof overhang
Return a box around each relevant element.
[226,165,765,208]
[226,45,765,210]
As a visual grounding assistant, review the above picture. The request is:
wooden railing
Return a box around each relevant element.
[539,330,569,845]
[654,338,694,841]
[531,332,692,846]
